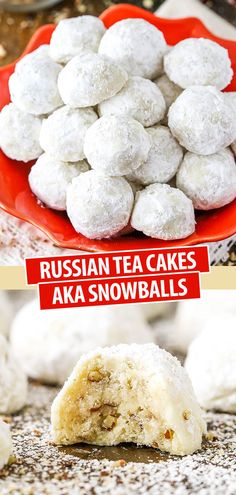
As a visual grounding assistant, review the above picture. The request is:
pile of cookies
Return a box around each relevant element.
[0,15,236,240]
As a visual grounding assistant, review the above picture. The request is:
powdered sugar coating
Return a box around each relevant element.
[29,153,89,211]
[177,148,236,210]
[66,170,133,239]
[0,335,28,414]
[40,106,97,162]
[185,316,236,413]
[49,15,106,64]
[131,183,195,240]
[99,18,167,80]
[0,103,42,162]
[84,115,151,176]
[0,293,13,338]
[9,47,63,116]
[51,343,206,455]
[168,86,236,155]
[98,76,166,127]
[0,419,12,471]
[58,52,128,108]
[154,74,182,124]
[127,125,183,185]
[164,38,233,90]
[10,300,153,385]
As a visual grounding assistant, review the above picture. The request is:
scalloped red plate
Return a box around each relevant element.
[0,4,235,252]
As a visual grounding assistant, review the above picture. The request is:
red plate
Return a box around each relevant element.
[0,4,236,252]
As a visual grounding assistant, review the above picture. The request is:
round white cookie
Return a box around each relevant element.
[172,290,236,354]
[9,46,63,116]
[177,148,236,210]
[99,18,167,79]
[10,300,153,385]
[127,125,183,185]
[84,115,151,176]
[98,76,166,127]
[0,103,42,162]
[155,74,182,110]
[66,170,133,239]
[51,343,206,455]
[29,153,89,211]
[168,86,236,155]
[40,106,97,162]
[141,302,175,321]
[164,38,233,90]
[131,183,195,240]
[0,420,12,471]
[58,52,128,108]
[50,15,106,63]
[0,335,28,414]
[185,316,236,412]
[0,293,13,338]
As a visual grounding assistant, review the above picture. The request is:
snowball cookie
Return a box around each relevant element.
[0,103,42,162]
[99,18,167,79]
[131,184,195,240]
[51,343,206,455]
[67,171,133,239]
[141,302,175,322]
[0,335,28,414]
[98,76,166,127]
[185,317,236,413]
[168,86,236,155]
[84,115,151,176]
[127,125,183,185]
[173,290,236,354]
[10,300,153,385]
[9,47,63,116]
[58,52,128,108]
[164,38,233,90]
[29,154,89,211]
[0,292,13,338]
[0,420,12,471]
[177,148,236,210]
[40,106,97,162]
[49,15,105,64]
[155,74,182,110]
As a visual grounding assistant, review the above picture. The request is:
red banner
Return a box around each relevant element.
[25,246,209,285]
[38,272,201,309]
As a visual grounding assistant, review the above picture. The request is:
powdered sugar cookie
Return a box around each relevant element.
[164,38,233,90]
[0,420,12,471]
[9,47,63,116]
[51,343,206,455]
[67,170,134,239]
[168,86,236,155]
[0,103,42,162]
[58,52,128,108]
[40,106,97,162]
[0,293,13,338]
[98,76,166,127]
[0,335,28,414]
[154,74,182,124]
[29,153,89,211]
[127,125,183,185]
[177,148,236,210]
[10,300,153,385]
[50,15,106,64]
[84,115,151,176]
[99,18,167,79]
[131,183,195,240]
[185,317,236,412]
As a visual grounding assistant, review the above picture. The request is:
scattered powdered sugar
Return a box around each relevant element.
[1,383,236,494]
